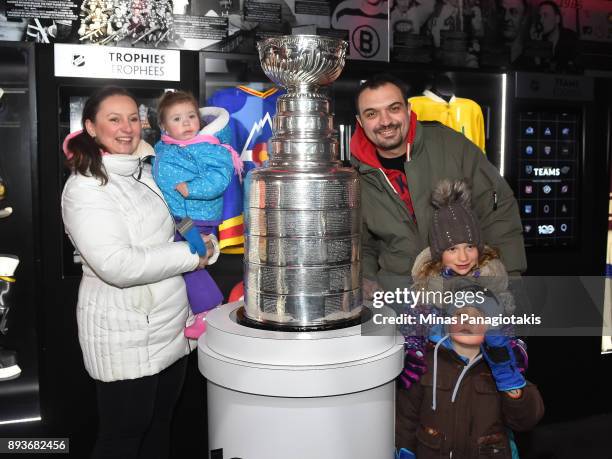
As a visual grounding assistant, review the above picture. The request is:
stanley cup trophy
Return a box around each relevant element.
[198,36,403,459]
[243,35,362,330]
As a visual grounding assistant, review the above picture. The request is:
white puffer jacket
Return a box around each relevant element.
[61,154,200,382]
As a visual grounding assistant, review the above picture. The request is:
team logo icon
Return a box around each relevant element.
[352,25,380,58]
[72,54,86,67]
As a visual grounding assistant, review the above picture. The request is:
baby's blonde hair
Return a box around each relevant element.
[157,90,199,125]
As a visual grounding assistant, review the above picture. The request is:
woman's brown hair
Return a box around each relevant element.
[65,86,138,185]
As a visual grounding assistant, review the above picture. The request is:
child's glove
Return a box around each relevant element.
[481,334,526,392]
[395,448,416,459]
[177,217,206,256]
[399,336,427,390]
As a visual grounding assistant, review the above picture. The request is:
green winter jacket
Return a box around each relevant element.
[350,120,526,291]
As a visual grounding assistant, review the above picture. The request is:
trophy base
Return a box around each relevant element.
[236,306,370,332]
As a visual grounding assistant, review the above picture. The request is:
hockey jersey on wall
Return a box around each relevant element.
[409,90,486,152]
[207,85,284,253]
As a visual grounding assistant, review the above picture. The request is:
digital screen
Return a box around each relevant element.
[516,110,579,247]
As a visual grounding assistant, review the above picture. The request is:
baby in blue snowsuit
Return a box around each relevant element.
[153,90,241,339]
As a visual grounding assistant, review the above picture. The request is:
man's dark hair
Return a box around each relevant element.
[538,0,562,26]
[355,74,409,114]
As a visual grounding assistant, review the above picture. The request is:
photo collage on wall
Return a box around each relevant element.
[0,0,611,67]
[0,0,232,50]
[390,0,609,71]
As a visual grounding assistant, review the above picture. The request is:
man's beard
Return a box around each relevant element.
[375,124,404,151]
[503,22,517,41]
[377,137,404,151]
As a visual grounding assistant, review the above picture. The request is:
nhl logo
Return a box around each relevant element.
[72,54,86,67]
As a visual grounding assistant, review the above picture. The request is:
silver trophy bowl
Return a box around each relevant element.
[244,35,362,330]
[257,35,348,91]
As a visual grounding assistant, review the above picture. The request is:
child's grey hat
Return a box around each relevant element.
[429,179,484,261]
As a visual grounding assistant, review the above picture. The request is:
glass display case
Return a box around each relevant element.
[0,42,41,425]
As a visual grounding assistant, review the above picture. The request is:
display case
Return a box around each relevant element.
[0,42,41,425]
[506,72,611,275]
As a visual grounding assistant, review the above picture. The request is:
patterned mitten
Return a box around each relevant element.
[399,335,427,390]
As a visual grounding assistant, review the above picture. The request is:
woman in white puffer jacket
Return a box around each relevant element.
[61,87,212,459]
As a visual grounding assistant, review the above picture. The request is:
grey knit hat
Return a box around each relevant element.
[429,179,483,261]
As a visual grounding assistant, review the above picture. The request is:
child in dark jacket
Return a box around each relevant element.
[396,180,544,459]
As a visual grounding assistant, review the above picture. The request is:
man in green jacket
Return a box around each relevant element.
[351,74,526,296]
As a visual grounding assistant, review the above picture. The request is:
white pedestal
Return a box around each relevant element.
[198,302,403,459]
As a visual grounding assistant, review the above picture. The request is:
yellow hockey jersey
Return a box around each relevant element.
[409,90,486,152]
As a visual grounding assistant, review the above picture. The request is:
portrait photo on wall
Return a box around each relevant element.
[203,0,298,54]
[389,0,591,72]
[390,0,483,67]
[206,0,352,57]
[1,0,610,68]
